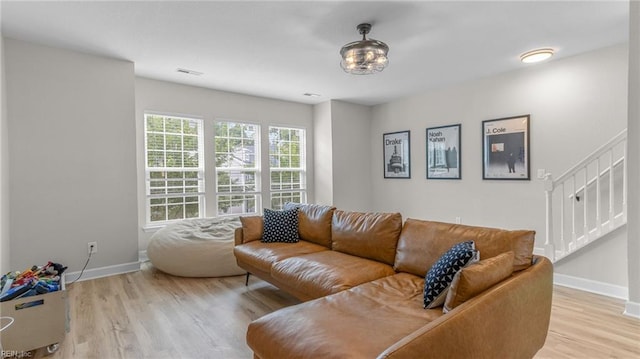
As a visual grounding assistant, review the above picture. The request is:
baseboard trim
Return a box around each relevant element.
[624,301,640,319]
[65,261,141,283]
[553,273,628,300]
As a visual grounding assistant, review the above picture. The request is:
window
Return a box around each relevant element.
[215,121,260,215]
[144,114,204,223]
[269,126,306,209]
[144,115,308,225]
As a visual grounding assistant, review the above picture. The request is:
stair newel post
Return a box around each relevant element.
[544,173,556,261]
[582,169,589,244]
[609,151,615,230]
[560,182,566,256]
[622,139,628,223]
[571,175,577,251]
[596,159,602,237]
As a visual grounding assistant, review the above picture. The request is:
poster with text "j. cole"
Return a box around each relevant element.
[482,115,530,180]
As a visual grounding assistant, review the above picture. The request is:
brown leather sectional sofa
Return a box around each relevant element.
[233,204,553,359]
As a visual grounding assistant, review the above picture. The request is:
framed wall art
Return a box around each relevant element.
[383,130,411,179]
[426,124,461,179]
[482,115,530,180]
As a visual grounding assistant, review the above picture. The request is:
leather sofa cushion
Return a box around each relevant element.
[443,251,514,313]
[247,273,443,359]
[239,216,264,243]
[298,204,335,248]
[233,240,327,273]
[331,210,403,265]
[270,251,396,300]
[395,219,535,277]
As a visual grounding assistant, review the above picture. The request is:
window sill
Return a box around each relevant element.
[142,223,166,233]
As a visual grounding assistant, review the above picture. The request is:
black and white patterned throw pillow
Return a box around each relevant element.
[423,241,479,309]
[261,208,300,243]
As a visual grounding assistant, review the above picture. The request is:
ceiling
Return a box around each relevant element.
[0,1,630,106]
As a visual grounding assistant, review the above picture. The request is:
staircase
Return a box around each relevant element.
[543,129,627,262]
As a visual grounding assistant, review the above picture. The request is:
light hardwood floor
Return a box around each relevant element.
[29,263,639,359]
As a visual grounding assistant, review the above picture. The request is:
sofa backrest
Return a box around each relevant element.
[298,204,336,248]
[331,210,403,265]
[238,205,335,248]
[394,219,535,277]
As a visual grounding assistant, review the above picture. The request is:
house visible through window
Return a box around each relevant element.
[215,121,260,215]
[269,126,306,209]
[144,114,204,223]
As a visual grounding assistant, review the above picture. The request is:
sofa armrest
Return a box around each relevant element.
[234,227,244,246]
[378,255,553,359]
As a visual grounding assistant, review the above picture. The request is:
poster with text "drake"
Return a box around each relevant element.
[383,130,411,179]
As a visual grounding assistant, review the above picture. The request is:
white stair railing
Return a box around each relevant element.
[544,129,627,262]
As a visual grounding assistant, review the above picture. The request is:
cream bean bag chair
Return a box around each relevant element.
[148,216,246,277]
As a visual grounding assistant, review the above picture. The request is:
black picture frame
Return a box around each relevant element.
[383,130,411,179]
[482,115,530,180]
[426,124,461,179]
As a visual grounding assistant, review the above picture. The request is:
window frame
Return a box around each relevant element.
[142,114,310,228]
[144,113,205,225]
[213,120,262,216]
[268,125,307,210]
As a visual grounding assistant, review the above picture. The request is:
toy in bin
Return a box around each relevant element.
[0,262,66,302]
[0,261,68,354]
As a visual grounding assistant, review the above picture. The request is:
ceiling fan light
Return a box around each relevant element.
[340,23,389,75]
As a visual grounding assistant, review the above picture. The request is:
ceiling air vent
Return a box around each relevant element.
[176,68,203,76]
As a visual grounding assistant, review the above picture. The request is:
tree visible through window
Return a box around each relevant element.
[215,121,260,215]
[144,114,204,223]
[269,126,306,209]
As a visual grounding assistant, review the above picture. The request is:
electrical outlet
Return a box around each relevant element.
[537,169,546,179]
[455,217,461,224]
[88,241,98,254]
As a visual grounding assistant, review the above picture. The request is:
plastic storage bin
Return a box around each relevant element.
[0,276,68,354]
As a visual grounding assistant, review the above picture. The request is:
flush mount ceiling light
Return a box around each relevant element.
[340,23,389,75]
[520,48,554,64]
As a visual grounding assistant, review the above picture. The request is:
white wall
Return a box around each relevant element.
[0,35,9,273]
[5,39,138,273]
[330,100,372,211]
[626,0,640,316]
[554,228,628,288]
[135,77,314,250]
[371,44,629,289]
[313,101,333,206]
[312,100,372,211]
